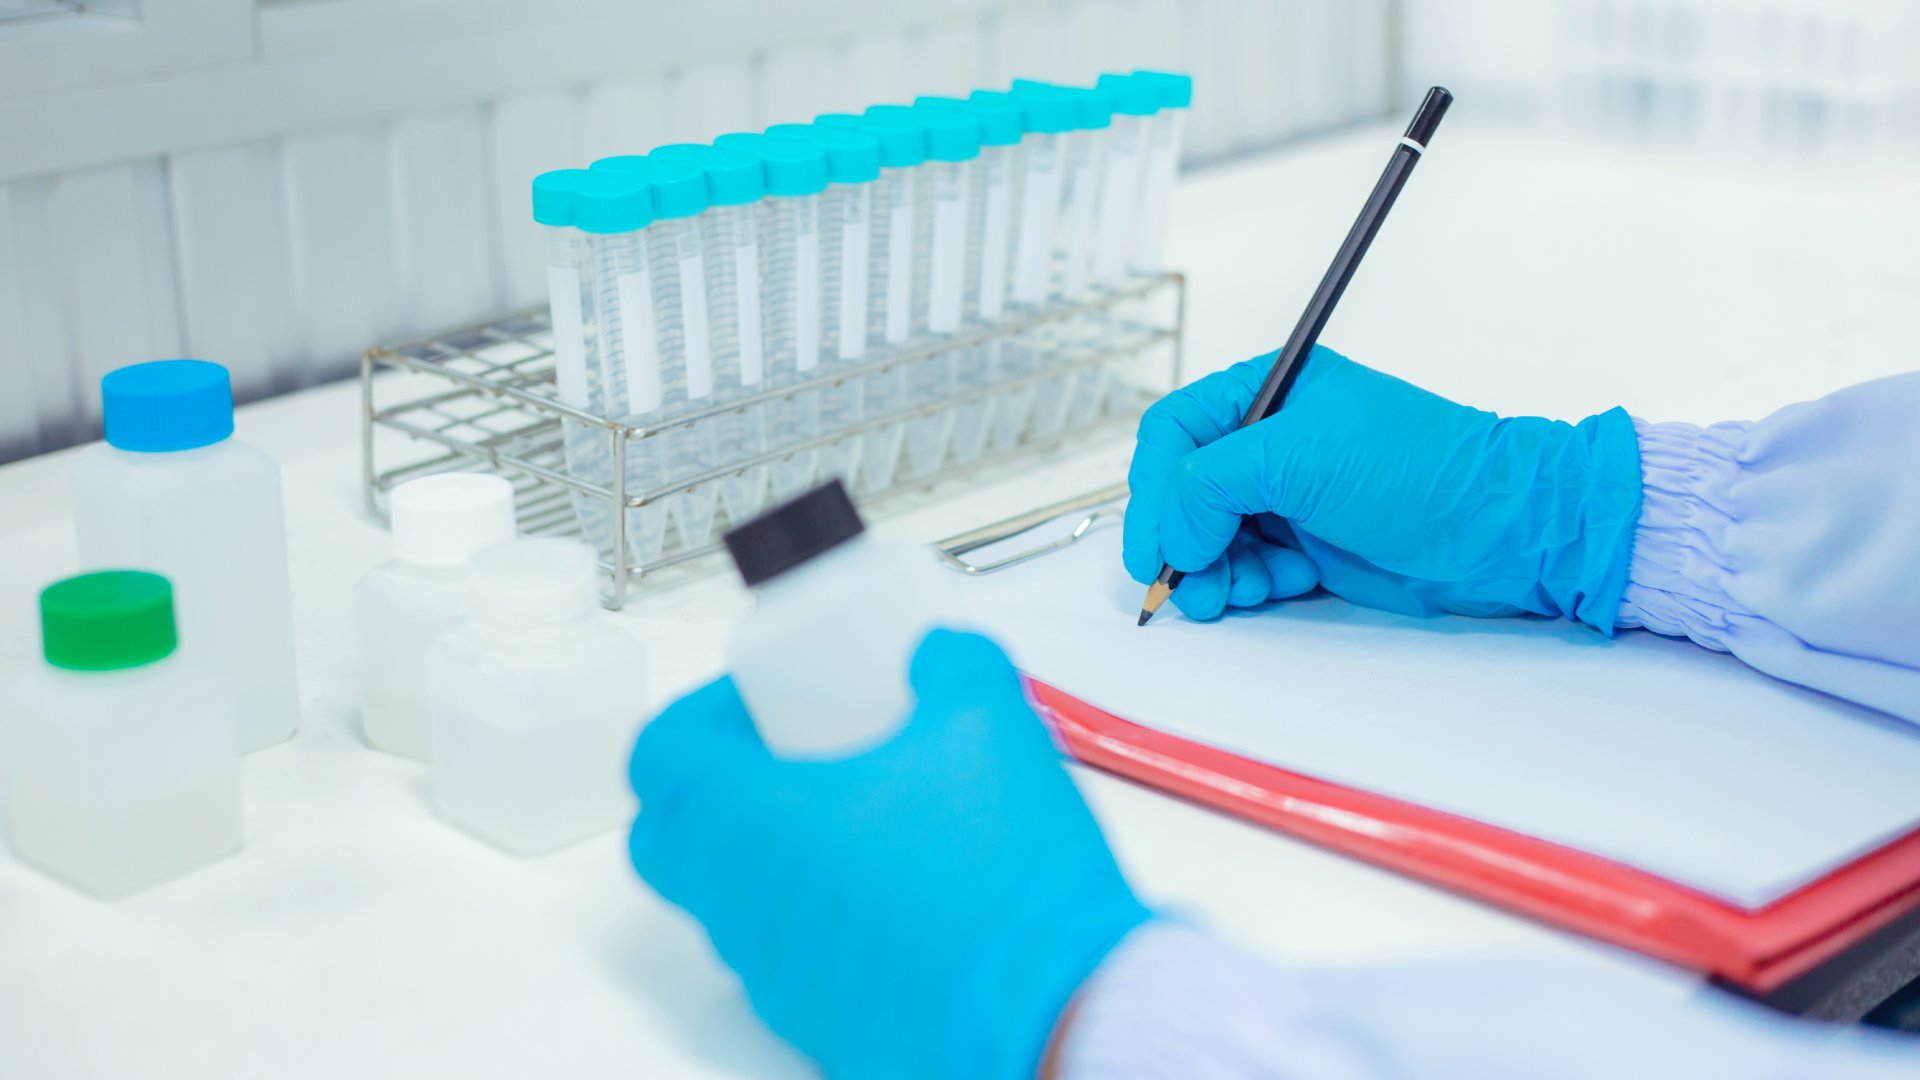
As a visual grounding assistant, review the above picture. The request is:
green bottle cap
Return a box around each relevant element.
[40,571,179,671]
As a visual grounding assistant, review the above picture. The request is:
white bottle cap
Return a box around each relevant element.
[467,538,599,627]
[389,474,517,568]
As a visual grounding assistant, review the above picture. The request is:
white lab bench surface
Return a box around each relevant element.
[2,124,1917,1078]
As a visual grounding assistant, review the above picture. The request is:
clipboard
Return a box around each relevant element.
[936,488,1920,996]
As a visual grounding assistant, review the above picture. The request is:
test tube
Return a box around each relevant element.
[1131,70,1192,274]
[1002,86,1077,446]
[532,170,611,549]
[764,123,879,490]
[568,169,673,566]
[712,132,829,501]
[1058,85,1116,427]
[1093,74,1159,284]
[917,93,1022,466]
[818,110,927,495]
[899,103,982,477]
[594,155,717,552]
[650,144,772,527]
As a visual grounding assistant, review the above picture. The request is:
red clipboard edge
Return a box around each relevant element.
[1027,677,1920,993]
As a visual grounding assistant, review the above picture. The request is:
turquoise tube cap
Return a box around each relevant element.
[572,171,652,234]
[765,123,880,184]
[650,144,766,206]
[836,107,928,167]
[1063,86,1114,129]
[1135,69,1193,108]
[918,94,1023,146]
[643,157,709,219]
[531,169,590,226]
[1097,73,1162,116]
[1004,84,1075,134]
[590,155,650,176]
[714,133,828,197]
[913,106,981,161]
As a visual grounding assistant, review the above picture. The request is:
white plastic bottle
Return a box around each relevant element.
[653,144,772,527]
[4,571,240,897]
[71,359,299,753]
[356,473,516,761]
[764,124,877,491]
[723,480,945,758]
[1131,70,1192,274]
[427,538,642,855]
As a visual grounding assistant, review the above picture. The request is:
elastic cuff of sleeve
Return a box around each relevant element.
[1616,415,1758,647]
[1558,406,1647,634]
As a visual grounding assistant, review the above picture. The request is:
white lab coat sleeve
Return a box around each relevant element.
[1617,371,1920,722]
[1056,922,1920,1079]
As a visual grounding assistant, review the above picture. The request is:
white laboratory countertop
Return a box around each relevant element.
[2,124,1917,1079]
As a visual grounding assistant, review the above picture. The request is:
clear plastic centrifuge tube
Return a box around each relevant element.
[1132,69,1192,274]
[713,132,829,501]
[638,157,719,552]
[1003,85,1077,445]
[651,143,771,528]
[1094,73,1158,284]
[1058,84,1116,426]
[819,110,927,495]
[898,104,980,478]
[766,123,879,490]
[532,170,617,551]
[572,166,671,566]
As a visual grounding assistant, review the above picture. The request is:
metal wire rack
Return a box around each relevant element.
[362,272,1184,607]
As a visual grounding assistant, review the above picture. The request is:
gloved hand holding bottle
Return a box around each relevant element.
[1124,348,1920,722]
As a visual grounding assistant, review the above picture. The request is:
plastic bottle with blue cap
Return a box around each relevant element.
[70,359,299,754]
[1132,70,1192,273]
[763,124,877,490]
[713,132,830,499]
[1002,84,1082,444]
[599,155,720,553]
[897,103,985,477]
[918,93,1022,327]
[1094,73,1161,282]
[4,569,242,897]
[652,144,773,525]
[1000,85,1073,310]
[566,167,671,565]
[1052,82,1115,299]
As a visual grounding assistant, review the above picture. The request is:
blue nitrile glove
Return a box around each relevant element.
[627,629,1152,1080]
[1123,346,1643,628]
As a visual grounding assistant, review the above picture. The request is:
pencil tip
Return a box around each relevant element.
[1136,609,1153,627]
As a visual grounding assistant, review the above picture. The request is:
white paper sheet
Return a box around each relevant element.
[953,519,1920,910]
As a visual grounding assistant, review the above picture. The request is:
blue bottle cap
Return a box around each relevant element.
[919,94,1023,146]
[100,359,235,453]
[650,144,766,206]
[1097,73,1162,116]
[1135,69,1193,108]
[572,171,652,234]
[765,123,880,185]
[913,105,982,161]
[714,133,828,197]
[643,157,710,220]
[531,169,590,226]
[589,155,650,176]
[1005,84,1076,135]
[819,109,926,168]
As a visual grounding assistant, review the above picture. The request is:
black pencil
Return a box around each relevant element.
[1138,85,1453,627]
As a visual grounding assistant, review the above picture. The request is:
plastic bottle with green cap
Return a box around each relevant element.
[762,123,878,490]
[5,570,241,897]
[1094,73,1161,282]
[596,154,720,553]
[1132,70,1192,272]
[561,167,669,565]
[714,132,831,498]
[71,359,299,753]
[652,144,773,525]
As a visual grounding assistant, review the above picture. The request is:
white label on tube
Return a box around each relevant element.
[928,196,965,334]
[979,178,1010,322]
[1064,163,1096,296]
[885,202,913,344]
[796,229,821,372]
[839,219,869,361]
[679,252,713,399]
[616,266,662,414]
[1095,150,1140,282]
[735,242,764,385]
[546,265,588,408]
[1013,168,1057,304]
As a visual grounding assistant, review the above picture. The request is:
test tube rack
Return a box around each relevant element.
[362,272,1185,608]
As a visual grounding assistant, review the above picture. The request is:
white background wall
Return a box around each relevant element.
[0,0,1395,463]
